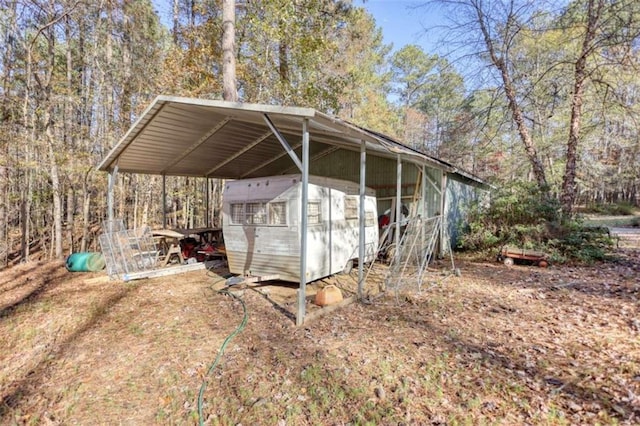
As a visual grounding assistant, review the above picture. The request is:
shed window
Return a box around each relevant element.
[307,202,321,224]
[345,197,358,219]
[231,203,245,224]
[246,202,267,224]
[269,202,287,225]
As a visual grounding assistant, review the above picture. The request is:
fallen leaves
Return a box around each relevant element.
[1,246,639,424]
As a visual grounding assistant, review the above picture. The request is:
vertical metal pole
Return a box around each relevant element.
[107,165,118,232]
[421,165,427,248]
[107,173,114,226]
[205,177,210,227]
[162,174,167,228]
[358,140,366,298]
[297,118,310,326]
[440,171,448,257]
[421,165,427,218]
[395,155,402,258]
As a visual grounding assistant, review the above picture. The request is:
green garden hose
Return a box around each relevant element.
[197,284,248,425]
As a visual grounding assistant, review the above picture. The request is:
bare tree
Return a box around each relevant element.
[476,1,549,190]
[431,0,640,214]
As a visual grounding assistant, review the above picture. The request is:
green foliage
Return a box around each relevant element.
[390,45,440,108]
[238,0,357,110]
[458,182,559,250]
[582,202,637,216]
[546,223,613,264]
[458,182,614,263]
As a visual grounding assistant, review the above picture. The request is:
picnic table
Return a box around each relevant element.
[153,227,222,243]
[152,228,224,266]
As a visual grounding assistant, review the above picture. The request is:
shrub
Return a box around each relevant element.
[457,182,615,264]
[583,202,637,216]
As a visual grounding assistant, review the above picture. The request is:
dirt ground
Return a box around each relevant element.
[1,234,639,425]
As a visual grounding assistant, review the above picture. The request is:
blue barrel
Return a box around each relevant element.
[66,252,106,272]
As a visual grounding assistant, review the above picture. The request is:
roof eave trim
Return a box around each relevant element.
[155,95,317,118]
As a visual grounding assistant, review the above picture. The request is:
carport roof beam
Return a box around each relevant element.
[263,113,303,172]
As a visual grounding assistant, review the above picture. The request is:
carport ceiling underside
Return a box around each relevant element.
[98,96,443,179]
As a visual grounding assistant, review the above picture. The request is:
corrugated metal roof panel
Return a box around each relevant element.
[98,95,487,188]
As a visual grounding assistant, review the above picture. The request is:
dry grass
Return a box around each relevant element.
[1,246,639,425]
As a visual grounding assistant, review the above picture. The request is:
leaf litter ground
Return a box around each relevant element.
[0,239,638,425]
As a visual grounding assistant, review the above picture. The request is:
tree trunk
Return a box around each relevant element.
[133,177,139,228]
[81,169,92,252]
[0,163,6,247]
[45,114,64,259]
[20,170,32,262]
[42,18,64,259]
[67,189,75,252]
[172,0,180,44]
[222,0,238,101]
[279,40,289,86]
[561,0,602,217]
[475,3,548,190]
[21,21,33,262]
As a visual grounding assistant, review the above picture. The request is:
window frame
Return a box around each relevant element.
[230,203,245,225]
[344,197,358,220]
[229,200,288,226]
[245,202,267,225]
[268,201,288,226]
[307,201,322,225]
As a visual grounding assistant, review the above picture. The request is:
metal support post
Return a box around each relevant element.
[358,140,366,298]
[297,118,310,326]
[205,177,210,227]
[162,174,167,228]
[395,156,402,261]
[421,165,427,250]
[440,171,448,257]
[107,165,119,232]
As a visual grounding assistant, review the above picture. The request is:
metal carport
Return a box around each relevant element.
[98,95,464,324]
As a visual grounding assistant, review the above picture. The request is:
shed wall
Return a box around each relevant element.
[445,174,489,249]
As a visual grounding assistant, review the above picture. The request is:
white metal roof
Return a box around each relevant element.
[97,95,460,179]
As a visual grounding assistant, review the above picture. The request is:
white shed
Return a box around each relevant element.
[222,174,378,283]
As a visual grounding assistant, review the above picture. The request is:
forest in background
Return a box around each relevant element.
[0,0,639,266]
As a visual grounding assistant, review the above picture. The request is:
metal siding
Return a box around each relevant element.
[445,174,488,248]
[227,251,300,282]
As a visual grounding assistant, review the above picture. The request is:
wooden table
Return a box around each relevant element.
[151,229,185,266]
[154,227,222,244]
[152,228,224,266]
[179,227,222,244]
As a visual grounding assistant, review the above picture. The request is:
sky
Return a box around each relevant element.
[355,0,446,54]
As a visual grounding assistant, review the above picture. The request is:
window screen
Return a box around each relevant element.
[246,202,267,224]
[307,202,321,224]
[269,202,287,225]
[366,211,375,227]
[231,204,245,224]
[345,197,358,219]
